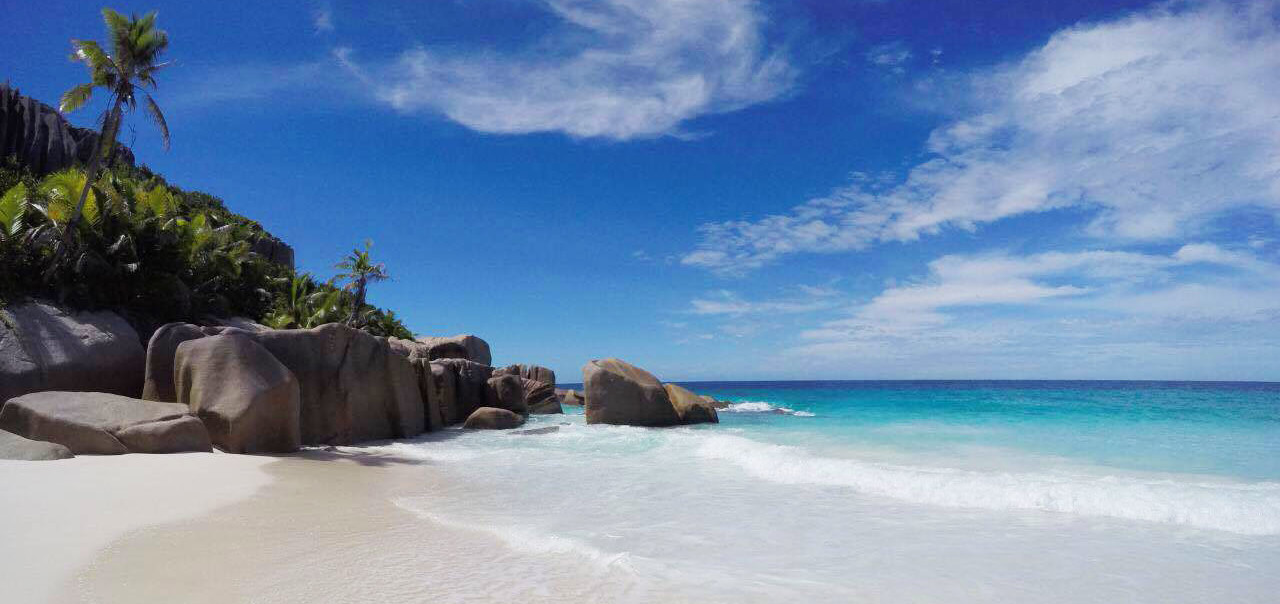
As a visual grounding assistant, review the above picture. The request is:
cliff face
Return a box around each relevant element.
[0,84,135,175]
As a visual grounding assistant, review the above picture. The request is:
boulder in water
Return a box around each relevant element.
[463,407,525,430]
[582,358,681,427]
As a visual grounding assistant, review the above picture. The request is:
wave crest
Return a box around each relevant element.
[696,434,1280,535]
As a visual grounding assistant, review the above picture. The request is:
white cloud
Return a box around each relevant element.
[689,289,837,317]
[866,42,912,74]
[337,0,795,140]
[314,4,334,34]
[684,1,1280,274]
[798,243,1280,348]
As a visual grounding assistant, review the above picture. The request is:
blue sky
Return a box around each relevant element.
[3,0,1278,381]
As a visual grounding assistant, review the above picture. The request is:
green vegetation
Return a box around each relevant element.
[60,8,171,245]
[0,6,415,340]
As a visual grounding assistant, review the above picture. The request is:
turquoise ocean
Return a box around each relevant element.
[378,381,1280,602]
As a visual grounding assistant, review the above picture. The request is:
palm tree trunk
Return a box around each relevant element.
[347,279,367,326]
[64,100,122,238]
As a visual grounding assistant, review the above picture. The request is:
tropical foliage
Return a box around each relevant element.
[0,161,412,338]
[60,8,171,238]
[0,6,414,340]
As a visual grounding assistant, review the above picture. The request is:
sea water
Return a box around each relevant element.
[377,381,1280,602]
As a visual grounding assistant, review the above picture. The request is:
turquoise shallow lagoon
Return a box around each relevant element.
[377,381,1280,602]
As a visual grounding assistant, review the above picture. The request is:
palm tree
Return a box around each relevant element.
[335,240,389,326]
[59,8,170,242]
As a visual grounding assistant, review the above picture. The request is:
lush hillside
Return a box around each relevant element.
[0,88,411,339]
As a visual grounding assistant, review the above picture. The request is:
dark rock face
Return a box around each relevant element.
[429,362,459,426]
[175,334,302,453]
[485,374,528,414]
[493,364,556,388]
[253,324,424,445]
[664,383,720,425]
[417,335,492,365]
[0,391,211,454]
[462,407,525,430]
[142,322,233,403]
[432,358,493,421]
[0,301,145,403]
[409,358,445,431]
[0,84,134,176]
[251,234,295,270]
[524,379,563,414]
[582,358,681,427]
[0,428,74,460]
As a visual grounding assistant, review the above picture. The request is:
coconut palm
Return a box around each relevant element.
[59,8,170,242]
[335,240,389,326]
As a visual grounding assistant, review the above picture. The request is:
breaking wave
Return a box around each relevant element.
[695,434,1280,535]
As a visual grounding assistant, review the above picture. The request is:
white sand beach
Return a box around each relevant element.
[0,453,274,603]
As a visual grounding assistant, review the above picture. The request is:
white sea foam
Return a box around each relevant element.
[696,434,1280,535]
[392,498,635,571]
[722,400,813,416]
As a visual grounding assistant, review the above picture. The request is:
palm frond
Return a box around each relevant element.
[60,83,95,113]
[143,92,169,149]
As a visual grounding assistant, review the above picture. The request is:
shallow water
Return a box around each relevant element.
[373,381,1280,602]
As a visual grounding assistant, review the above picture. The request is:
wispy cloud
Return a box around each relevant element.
[866,41,912,74]
[689,289,839,317]
[314,4,334,34]
[684,1,1280,274]
[336,0,796,140]
[781,243,1280,378]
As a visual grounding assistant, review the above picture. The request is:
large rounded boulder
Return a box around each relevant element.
[175,334,302,453]
[463,407,525,430]
[0,391,211,454]
[0,428,73,460]
[417,335,492,365]
[141,322,242,402]
[432,358,493,422]
[582,358,680,427]
[524,379,563,414]
[485,374,528,414]
[664,383,720,425]
[253,324,424,445]
[0,302,145,402]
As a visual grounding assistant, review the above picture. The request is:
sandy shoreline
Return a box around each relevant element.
[0,452,275,603]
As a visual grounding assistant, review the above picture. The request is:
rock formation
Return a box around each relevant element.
[175,334,302,453]
[664,383,720,425]
[429,362,459,426]
[250,234,295,270]
[463,407,525,430]
[0,84,134,175]
[142,322,237,402]
[582,358,681,427]
[0,391,211,454]
[417,334,492,365]
[485,374,528,414]
[493,364,556,388]
[432,358,493,421]
[557,389,585,406]
[524,379,563,414]
[0,428,73,460]
[252,324,424,445]
[1,301,145,403]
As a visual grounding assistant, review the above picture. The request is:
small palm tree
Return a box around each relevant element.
[59,8,170,241]
[335,240,389,326]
